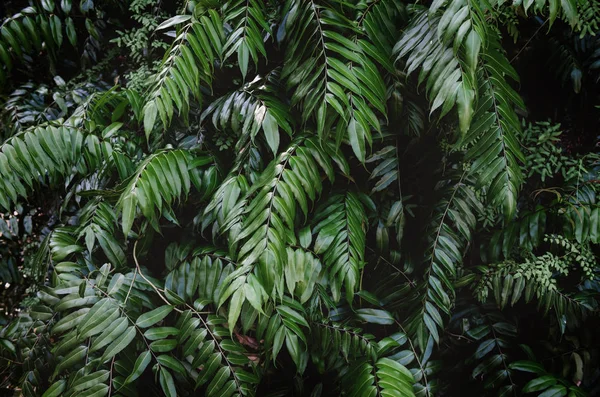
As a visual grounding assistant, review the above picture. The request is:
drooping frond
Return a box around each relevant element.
[358,0,405,72]
[485,208,547,262]
[164,249,234,304]
[283,247,323,304]
[310,320,378,368]
[0,1,109,86]
[312,192,367,303]
[0,125,110,210]
[223,0,270,79]
[202,173,251,239]
[74,200,127,268]
[341,358,416,397]
[38,258,260,397]
[65,86,142,129]
[367,145,400,194]
[395,4,526,220]
[394,4,483,134]
[163,251,261,395]
[200,71,294,155]
[460,33,526,221]
[143,11,224,137]
[405,171,482,350]
[498,0,579,27]
[217,137,346,329]
[117,150,218,235]
[473,235,598,327]
[451,306,520,396]
[280,0,387,161]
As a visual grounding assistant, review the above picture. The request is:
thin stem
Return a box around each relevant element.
[133,242,245,392]
[510,19,548,64]
[395,321,431,397]
[133,240,183,313]
[107,357,115,397]
[124,265,138,305]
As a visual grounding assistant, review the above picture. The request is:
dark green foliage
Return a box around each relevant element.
[0,0,599,396]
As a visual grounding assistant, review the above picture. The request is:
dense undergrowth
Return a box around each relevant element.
[0,0,599,396]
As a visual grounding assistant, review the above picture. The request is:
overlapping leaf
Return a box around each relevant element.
[280,0,387,161]
[404,172,482,350]
[0,125,110,210]
[312,193,367,303]
[117,150,217,234]
[217,137,346,329]
[144,11,224,137]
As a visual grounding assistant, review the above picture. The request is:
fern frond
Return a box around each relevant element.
[405,171,482,350]
[0,1,110,88]
[341,358,416,397]
[451,305,519,396]
[38,255,260,397]
[164,250,235,305]
[510,0,579,27]
[202,173,251,239]
[201,71,294,155]
[144,12,224,138]
[367,145,400,194]
[0,9,65,85]
[284,247,323,304]
[460,33,525,221]
[280,0,387,161]
[223,0,270,79]
[72,200,128,268]
[217,137,344,329]
[485,207,547,262]
[394,4,482,134]
[359,0,405,72]
[312,192,367,303]
[117,150,218,235]
[0,125,110,210]
[163,253,261,396]
[472,256,597,326]
[311,320,378,367]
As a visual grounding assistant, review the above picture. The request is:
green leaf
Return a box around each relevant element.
[42,0,55,12]
[465,30,481,73]
[144,101,158,141]
[539,385,567,397]
[144,327,179,341]
[101,326,136,363]
[159,368,177,397]
[475,339,496,359]
[53,345,87,378]
[66,17,77,47]
[156,355,186,375]
[348,118,366,162]
[509,360,545,374]
[150,339,177,353]
[71,370,110,392]
[136,305,173,328]
[238,40,249,79]
[157,15,192,31]
[107,274,125,296]
[124,350,151,385]
[90,317,128,353]
[456,81,474,135]
[523,376,557,393]
[262,111,279,155]
[228,287,245,334]
[121,190,137,236]
[42,380,66,397]
[78,384,109,397]
[355,308,395,325]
